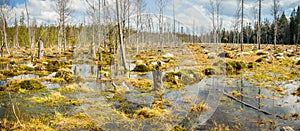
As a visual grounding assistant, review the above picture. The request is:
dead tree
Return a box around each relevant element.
[56,0,72,54]
[156,0,168,51]
[271,0,279,49]
[241,0,244,51]
[38,38,44,59]
[116,0,128,70]
[152,64,163,92]
[258,0,262,49]
[0,0,11,56]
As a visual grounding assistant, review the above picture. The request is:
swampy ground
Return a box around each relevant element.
[0,43,299,130]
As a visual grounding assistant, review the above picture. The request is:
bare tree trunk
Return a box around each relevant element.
[258,0,261,49]
[241,0,244,51]
[38,38,44,59]
[116,0,128,70]
[152,65,163,92]
[272,0,279,49]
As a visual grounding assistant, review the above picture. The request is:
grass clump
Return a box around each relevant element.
[55,68,74,83]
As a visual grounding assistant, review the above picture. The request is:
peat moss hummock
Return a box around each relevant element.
[1,79,46,92]
[55,68,74,83]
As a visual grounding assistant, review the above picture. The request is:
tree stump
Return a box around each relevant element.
[152,65,164,92]
[38,38,44,59]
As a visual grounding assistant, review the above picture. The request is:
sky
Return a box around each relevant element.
[6,0,300,33]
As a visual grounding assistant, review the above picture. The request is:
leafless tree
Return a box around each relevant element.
[240,0,244,51]
[0,0,11,56]
[116,0,128,70]
[258,0,262,49]
[13,14,19,48]
[271,0,279,49]
[56,0,72,54]
[85,0,99,59]
[156,0,168,51]
[209,0,222,44]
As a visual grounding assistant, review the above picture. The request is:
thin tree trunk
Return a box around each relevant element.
[116,0,128,70]
[258,0,261,49]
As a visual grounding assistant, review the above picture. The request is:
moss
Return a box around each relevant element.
[190,101,209,112]
[43,78,67,84]
[133,107,166,119]
[51,112,98,130]
[203,67,216,75]
[55,68,74,83]
[26,92,79,106]
[171,125,187,131]
[163,71,182,89]
[17,64,34,71]
[132,64,150,72]
[130,78,153,92]
[2,79,46,92]
[19,79,46,90]
[56,84,75,92]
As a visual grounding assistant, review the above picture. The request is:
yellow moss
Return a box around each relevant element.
[129,78,153,92]
[56,84,75,92]
[133,107,166,119]
[51,112,96,130]
[190,101,209,112]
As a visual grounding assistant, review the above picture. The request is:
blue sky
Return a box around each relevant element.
[6,0,300,33]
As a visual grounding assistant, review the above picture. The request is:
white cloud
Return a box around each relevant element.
[9,0,299,31]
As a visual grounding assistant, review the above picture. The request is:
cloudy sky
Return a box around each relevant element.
[8,0,300,33]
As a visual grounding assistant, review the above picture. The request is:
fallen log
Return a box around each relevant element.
[223,91,284,119]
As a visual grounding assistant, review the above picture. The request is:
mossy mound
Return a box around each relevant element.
[133,107,166,119]
[226,61,246,74]
[132,64,150,72]
[1,79,46,92]
[55,68,74,83]
[163,71,182,89]
[26,92,79,106]
[130,78,153,92]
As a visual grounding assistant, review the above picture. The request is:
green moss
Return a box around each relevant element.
[55,68,74,83]
[171,125,187,131]
[17,64,34,71]
[19,79,46,90]
[132,64,150,72]
[2,79,46,92]
[26,92,79,106]
[43,78,67,84]
[163,71,182,89]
